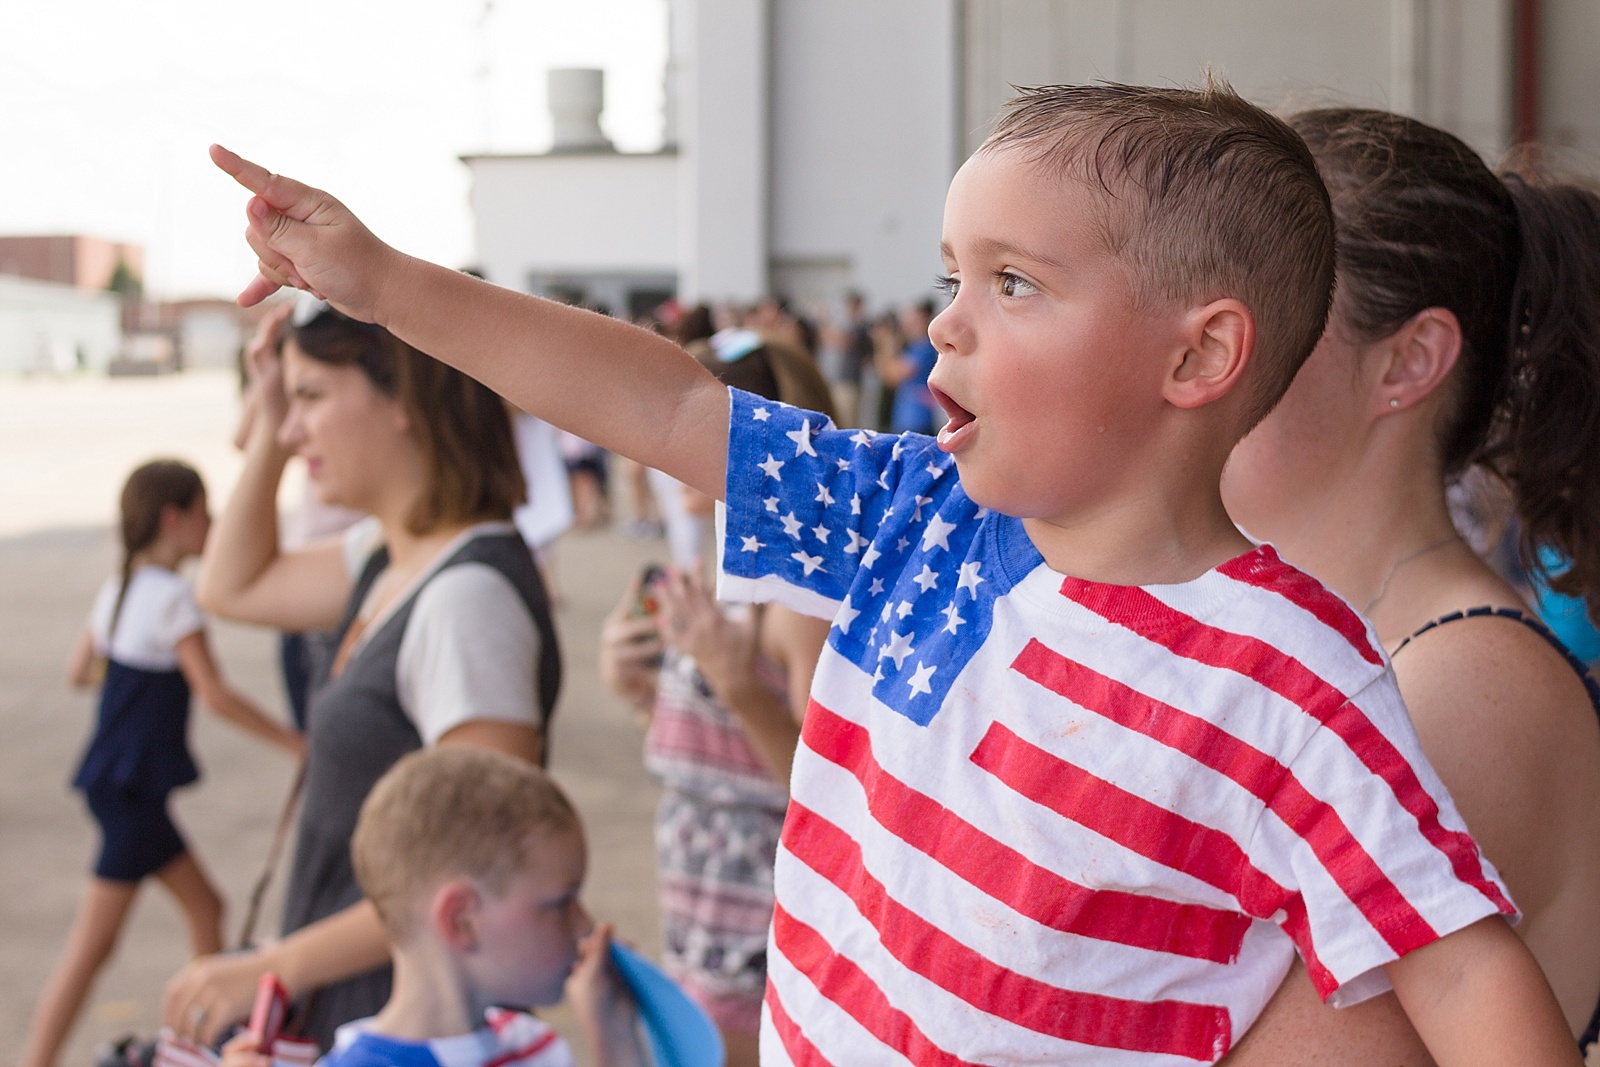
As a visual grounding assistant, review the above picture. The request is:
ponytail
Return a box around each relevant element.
[1289,108,1600,620]
[109,460,204,643]
[1487,174,1600,608]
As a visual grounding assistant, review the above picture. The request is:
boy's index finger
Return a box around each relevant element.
[209,145,320,221]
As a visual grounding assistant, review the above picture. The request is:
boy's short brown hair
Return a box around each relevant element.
[352,747,580,937]
[983,78,1335,424]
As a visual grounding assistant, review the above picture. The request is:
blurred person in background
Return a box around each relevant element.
[596,336,835,1067]
[817,289,874,428]
[1221,108,1600,1064]
[21,460,301,1067]
[162,300,560,1051]
[873,299,938,434]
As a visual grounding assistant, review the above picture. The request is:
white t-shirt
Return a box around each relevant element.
[718,389,1514,1066]
[340,518,543,745]
[88,566,205,671]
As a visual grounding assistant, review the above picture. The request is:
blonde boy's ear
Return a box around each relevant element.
[432,879,482,952]
[1166,299,1253,411]
[1376,307,1461,415]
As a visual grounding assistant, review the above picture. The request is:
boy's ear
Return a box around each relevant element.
[1375,307,1461,415]
[1165,299,1253,410]
[432,879,482,952]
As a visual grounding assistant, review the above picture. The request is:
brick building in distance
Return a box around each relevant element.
[0,235,144,293]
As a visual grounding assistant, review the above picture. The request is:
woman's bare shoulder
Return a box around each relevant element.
[1395,609,1600,918]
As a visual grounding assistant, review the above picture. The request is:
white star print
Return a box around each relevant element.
[941,601,966,634]
[912,564,939,593]
[957,561,986,595]
[764,497,779,513]
[922,514,958,552]
[791,550,825,576]
[912,495,932,522]
[868,577,885,596]
[753,407,771,421]
[873,664,885,683]
[811,524,831,544]
[896,537,911,552]
[907,661,937,697]
[861,544,881,570]
[851,430,874,448]
[877,471,892,491]
[787,419,818,457]
[815,483,834,507]
[837,458,851,471]
[851,494,862,516]
[925,461,945,478]
[881,601,893,623]
[758,454,785,480]
[896,600,914,619]
[892,438,906,460]
[836,596,860,634]
[741,535,765,553]
[880,630,915,669]
[780,512,804,539]
[844,529,868,555]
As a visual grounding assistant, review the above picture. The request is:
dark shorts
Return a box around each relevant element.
[83,784,187,882]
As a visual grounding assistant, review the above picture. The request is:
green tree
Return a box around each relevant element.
[106,258,142,300]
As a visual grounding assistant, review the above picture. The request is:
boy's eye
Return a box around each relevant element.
[998,272,1036,297]
[933,274,960,296]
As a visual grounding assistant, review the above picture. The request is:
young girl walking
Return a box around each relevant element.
[20,459,304,1067]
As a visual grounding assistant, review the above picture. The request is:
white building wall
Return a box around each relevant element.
[962,0,1515,159]
[178,308,244,371]
[1542,0,1600,164]
[466,153,680,289]
[0,276,121,375]
[676,0,769,301]
[768,0,961,307]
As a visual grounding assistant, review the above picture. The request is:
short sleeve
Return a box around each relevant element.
[154,578,206,649]
[718,386,958,620]
[1243,672,1516,1007]
[395,562,542,745]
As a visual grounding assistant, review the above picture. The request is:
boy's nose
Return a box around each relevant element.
[927,303,967,356]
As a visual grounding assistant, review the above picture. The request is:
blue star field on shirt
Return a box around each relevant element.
[720,387,1036,726]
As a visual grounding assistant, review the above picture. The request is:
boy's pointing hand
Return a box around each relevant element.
[210,144,396,321]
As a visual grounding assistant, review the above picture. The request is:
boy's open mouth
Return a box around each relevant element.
[929,384,975,451]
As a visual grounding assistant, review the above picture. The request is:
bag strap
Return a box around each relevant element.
[234,759,307,950]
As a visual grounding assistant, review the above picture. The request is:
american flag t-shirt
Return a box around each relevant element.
[717,389,1514,1065]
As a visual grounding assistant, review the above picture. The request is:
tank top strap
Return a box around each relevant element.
[1392,605,1600,716]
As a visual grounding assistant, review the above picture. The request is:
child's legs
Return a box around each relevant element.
[19,877,140,1067]
[154,850,224,957]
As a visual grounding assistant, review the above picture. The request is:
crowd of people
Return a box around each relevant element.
[16,80,1600,1067]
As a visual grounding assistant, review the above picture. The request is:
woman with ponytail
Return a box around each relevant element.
[21,460,303,1067]
[1222,110,1600,1062]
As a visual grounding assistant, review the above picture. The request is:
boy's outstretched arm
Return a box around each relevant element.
[209,146,731,499]
[1386,916,1582,1066]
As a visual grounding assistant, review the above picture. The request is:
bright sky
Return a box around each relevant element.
[0,0,668,299]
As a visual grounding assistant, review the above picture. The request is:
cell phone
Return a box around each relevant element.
[632,564,666,617]
[248,972,290,1050]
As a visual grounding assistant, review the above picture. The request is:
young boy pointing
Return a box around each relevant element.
[212,81,1581,1065]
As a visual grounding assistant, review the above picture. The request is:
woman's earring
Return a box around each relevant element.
[1389,398,1400,408]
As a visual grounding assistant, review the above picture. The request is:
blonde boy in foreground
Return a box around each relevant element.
[211,81,1580,1065]
[222,748,645,1067]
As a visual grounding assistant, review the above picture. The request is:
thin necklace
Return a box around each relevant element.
[1362,534,1462,615]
